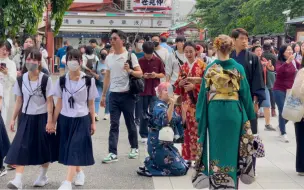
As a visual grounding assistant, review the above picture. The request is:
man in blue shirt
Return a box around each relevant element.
[56,40,70,76]
[159,32,173,54]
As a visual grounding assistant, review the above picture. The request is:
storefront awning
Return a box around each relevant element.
[57,26,168,33]
[285,16,304,24]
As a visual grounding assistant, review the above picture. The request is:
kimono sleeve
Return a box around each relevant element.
[239,66,256,121]
[196,77,208,143]
[151,103,169,128]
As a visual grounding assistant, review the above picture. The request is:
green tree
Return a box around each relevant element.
[0,0,73,39]
[194,0,304,38]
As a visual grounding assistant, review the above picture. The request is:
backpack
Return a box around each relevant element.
[17,74,49,114]
[85,55,96,70]
[17,74,49,101]
[59,75,92,106]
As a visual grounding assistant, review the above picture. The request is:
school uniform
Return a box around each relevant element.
[0,83,10,168]
[5,72,58,165]
[53,72,98,166]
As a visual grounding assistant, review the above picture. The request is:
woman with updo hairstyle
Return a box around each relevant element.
[173,41,207,164]
[193,35,256,189]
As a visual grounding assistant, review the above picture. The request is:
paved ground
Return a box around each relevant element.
[0,76,303,189]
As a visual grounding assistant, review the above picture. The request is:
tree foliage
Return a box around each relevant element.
[194,0,304,38]
[0,0,73,39]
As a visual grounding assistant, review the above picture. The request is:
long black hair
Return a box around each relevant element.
[278,44,291,62]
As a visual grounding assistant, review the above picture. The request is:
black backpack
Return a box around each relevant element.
[126,52,145,94]
[59,75,92,106]
[17,74,49,114]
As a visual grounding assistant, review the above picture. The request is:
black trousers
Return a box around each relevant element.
[294,120,304,172]
[269,88,276,110]
[250,114,258,135]
[0,158,3,168]
[134,96,141,126]
[108,92,138,155]
[139,95,157,138]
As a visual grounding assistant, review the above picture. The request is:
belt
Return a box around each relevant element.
[210,87,239,101]
[212,93,239,100]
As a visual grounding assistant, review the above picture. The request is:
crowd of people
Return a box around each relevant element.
[0,27,303,190]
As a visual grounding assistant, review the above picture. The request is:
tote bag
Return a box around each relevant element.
[282,89,304,122]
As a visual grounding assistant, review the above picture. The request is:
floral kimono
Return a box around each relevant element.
[174,58,207,161]
[144,100,188,176]
[193,59,256,189]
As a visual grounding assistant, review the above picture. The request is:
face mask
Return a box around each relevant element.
[100,53,107,60]
[153,42,159,47]
[67,60,80,71]
[137,43,143,50]
[25,62,38,72]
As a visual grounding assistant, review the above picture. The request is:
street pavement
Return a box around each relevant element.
[0,75,303,189]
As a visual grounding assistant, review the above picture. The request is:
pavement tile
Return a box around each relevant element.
[258,182,303,189]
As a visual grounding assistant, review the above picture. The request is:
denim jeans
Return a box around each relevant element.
[108,92,138,155]
[95,85,102,114]
[273,90,288,135]
[139,96,158,138]
[105,90,110,114]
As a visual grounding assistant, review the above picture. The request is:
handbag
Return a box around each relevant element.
[127,52,145,94]
[253,135,265,158]
[158,125,174,142]
[282,89,304,122]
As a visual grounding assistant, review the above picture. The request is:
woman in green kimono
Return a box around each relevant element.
[192,35,256,189]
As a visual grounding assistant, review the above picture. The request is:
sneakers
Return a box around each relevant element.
[298,172,304,176]
[33,175,48,187]
[103,114,110,120]
[141,138,148,144]
[58,181,72,190]
[128,148,139,159]
[74,171,85,186]
[95,113,100,122]
[265,125,276,131]
[7,180,23,190]
[0,166,7,177]
[280,134,289,143]
[102,153,118,163]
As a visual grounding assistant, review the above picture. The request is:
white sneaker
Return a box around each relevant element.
[7,180,23,189]
[33,175,49,187]
[298,172,304,176]
[58,181,72,190]
[280,134,289,143]
[141,138,148,144]
[103,114,110,120]
[74,171,85,186]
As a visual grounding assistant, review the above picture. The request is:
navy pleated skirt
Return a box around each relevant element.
[0,114,10,160]
[57,114,95,166]
[5,113,58,165]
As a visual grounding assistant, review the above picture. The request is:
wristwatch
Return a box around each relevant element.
[253,100,258,104]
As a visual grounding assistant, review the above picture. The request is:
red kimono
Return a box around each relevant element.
[174,58,207,160]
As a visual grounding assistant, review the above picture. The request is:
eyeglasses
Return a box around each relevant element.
[110,37,118,41]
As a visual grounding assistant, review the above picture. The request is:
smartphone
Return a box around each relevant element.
[0,63,6,68]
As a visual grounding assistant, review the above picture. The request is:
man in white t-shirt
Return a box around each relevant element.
[152,35,171,82]
[100,29,143,163]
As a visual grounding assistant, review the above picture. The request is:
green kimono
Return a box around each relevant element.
[193,59,256,189]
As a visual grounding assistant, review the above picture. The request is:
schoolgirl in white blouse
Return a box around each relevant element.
[52,49,98,190]
[5,48,57,189]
